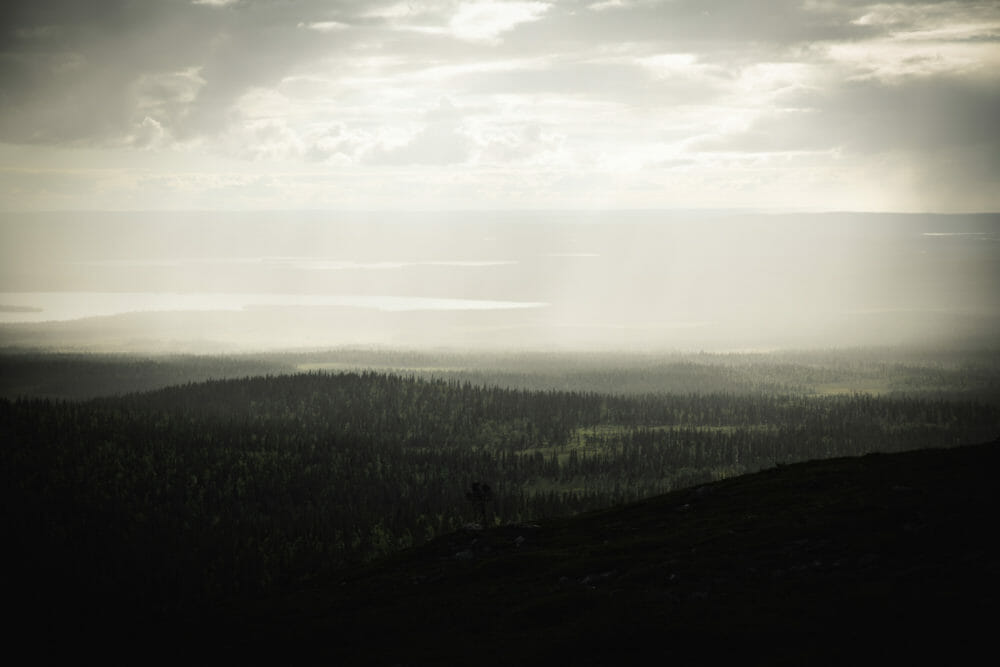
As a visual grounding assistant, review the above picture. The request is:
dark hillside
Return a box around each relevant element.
[177,441,999,665]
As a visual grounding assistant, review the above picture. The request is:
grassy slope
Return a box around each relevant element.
[131,440,1000,666]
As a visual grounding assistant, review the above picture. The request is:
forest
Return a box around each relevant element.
[3,347,998,626]
[3,345,999,401]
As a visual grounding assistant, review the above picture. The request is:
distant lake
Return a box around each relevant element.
[0,292,549,324]
[1,211,997,349]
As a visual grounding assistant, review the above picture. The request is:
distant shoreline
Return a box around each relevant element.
[0,305,42,313]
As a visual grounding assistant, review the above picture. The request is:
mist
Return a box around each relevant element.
[1,210,997,353]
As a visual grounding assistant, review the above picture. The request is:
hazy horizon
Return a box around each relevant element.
[1,209,997,354]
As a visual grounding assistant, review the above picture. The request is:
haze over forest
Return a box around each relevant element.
[1,1,999,352]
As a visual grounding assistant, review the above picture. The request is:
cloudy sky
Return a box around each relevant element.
[1,0,998,211]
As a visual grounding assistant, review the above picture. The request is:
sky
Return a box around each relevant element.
[1,0,998,212]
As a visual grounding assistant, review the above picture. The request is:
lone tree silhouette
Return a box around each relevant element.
[465,482,494,526]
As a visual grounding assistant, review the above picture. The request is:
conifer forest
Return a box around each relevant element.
[3,348,997,623]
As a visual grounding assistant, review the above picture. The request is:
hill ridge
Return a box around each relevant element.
[185,441,1000,665]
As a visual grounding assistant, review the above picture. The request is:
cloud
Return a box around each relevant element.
[0,0,361,146]
[129,116,167,149]
[470,121,567,165]
[298,21,350,33]
[358,0,556,47]
[588,1,632,11]
[683,65,1000,211]
[304,123,371,164]
[697,71,1000,155]
[365,99,472,165]
[223,118,304,162]
[448,1,551,43]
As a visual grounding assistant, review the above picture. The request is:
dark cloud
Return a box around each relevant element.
[689,68,1000,210]
[697,73,1000,154]
[833,76,1000,153]
[0,0,365,144]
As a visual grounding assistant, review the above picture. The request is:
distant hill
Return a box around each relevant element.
[114,440,999,665]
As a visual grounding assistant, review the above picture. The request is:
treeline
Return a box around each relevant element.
[281,346,1000,402]
[0,352,290,400]
[2,371,997,621]
[5,346,999,403]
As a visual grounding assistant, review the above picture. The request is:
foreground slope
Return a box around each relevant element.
[172,441,1000,665]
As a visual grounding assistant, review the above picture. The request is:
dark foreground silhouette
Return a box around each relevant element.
[21,441,1000,664]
